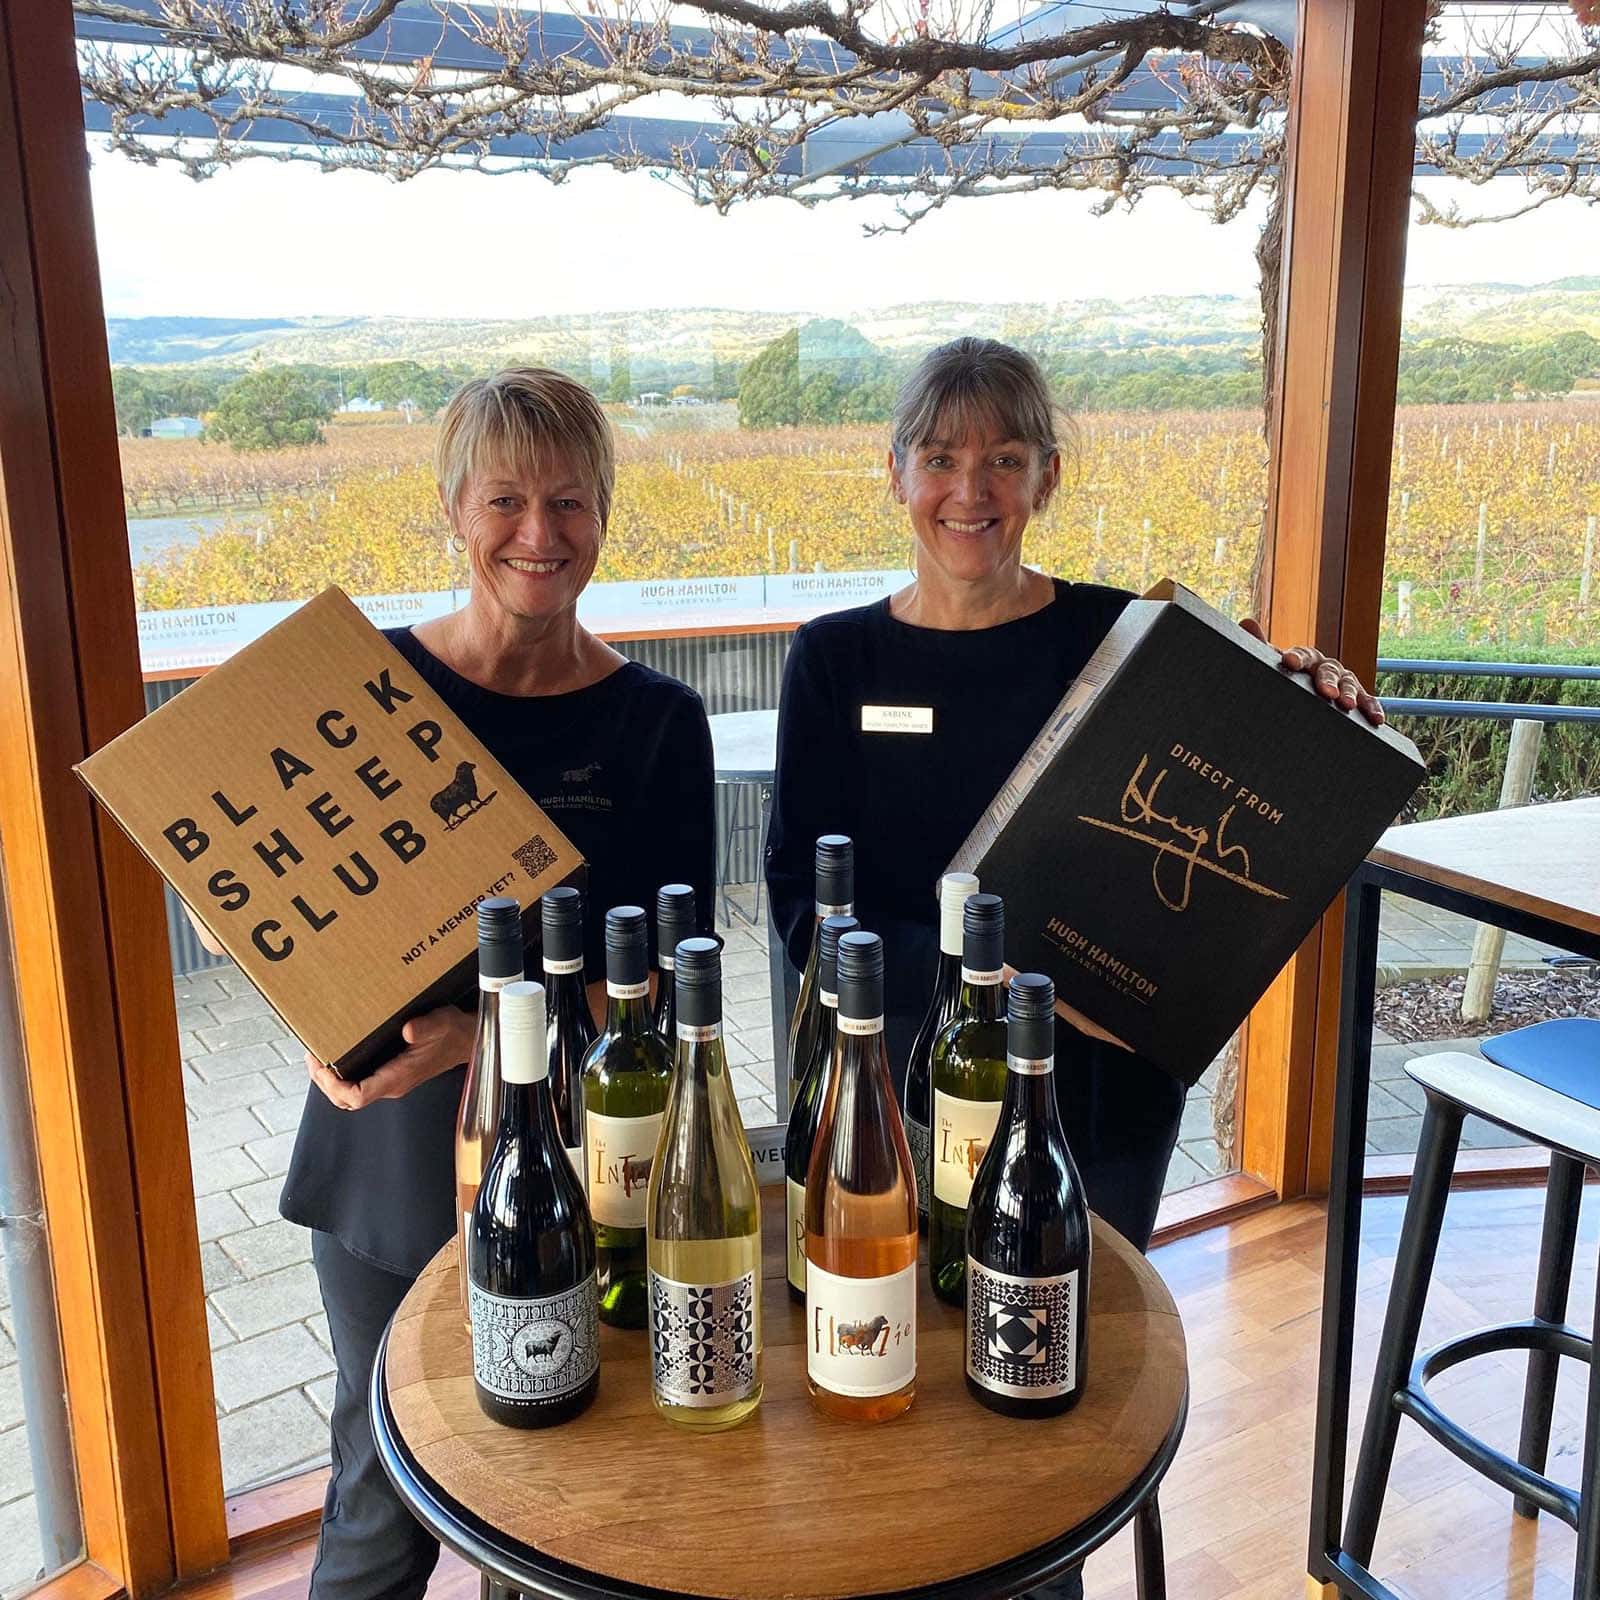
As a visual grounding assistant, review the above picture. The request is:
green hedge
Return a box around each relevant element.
[1375,638,1600,821]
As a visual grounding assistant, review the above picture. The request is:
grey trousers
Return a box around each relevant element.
[309,1231,440,1600]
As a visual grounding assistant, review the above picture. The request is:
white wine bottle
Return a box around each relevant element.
[805,931,918,1423]
[783,912,857,1301]
[965,973,1090,1417]
[902,872,979,1231]
[646,937,763,1429]
[468,982,600,1428]
[454,896,524,1326]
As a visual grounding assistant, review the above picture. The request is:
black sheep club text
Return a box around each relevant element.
[160,668,445,963]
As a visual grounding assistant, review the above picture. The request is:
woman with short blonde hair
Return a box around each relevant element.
[275,366,715,1598]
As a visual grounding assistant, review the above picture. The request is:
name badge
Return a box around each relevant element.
[861,704,934,735]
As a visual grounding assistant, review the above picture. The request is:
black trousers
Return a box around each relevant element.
[310,1230,440,1600]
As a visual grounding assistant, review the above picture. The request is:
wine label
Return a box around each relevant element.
[585,1109,663,1227]
[543,954,584,975]
[1008,1053,1053,1076]
[786,1178,807,1292]
[838,1014,884,1036]
[965,1259,1080,1401]
[960,967,1005,987]
[470,1273,600,1405]
[480,971,520,991]
[819,991,838,1010]
[676,1021,721,1043]
[648,1269,759,1408]
[806,1259,916,1398]
[933,1090,1004,1207]
[815,900,853,917]
[904,1117,931,1218]
[607,979,650,1000]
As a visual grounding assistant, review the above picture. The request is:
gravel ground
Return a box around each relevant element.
[1375,964,1600,1044]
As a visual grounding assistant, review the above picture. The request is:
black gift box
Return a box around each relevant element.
[947,581,1426,1085]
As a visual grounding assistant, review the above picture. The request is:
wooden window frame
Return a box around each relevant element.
[0,0,1433,1584]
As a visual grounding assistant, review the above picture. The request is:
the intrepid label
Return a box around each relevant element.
[933,1091,1003,1208]
[585,1110,663,1229]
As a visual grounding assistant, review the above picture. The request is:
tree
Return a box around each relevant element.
[73,3,1600,409]
[738,329,801,429]
[207,368,332,451]
[362,359,450,412]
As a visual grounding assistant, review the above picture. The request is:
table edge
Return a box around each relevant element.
[371,1336,1188,1600]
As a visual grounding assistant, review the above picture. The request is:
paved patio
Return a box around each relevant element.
[0,886,1558,1591]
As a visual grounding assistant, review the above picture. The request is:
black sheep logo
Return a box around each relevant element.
[429,760,498,830]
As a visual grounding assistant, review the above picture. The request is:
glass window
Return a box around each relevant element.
[1368,3,1600,1165]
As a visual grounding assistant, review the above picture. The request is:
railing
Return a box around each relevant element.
[1377,657,1600,724]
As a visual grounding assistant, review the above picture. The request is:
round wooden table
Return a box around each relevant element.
[373,1190,1187,1600]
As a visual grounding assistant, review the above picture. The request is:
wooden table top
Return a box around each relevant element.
[1369,796,1600,942]
[382,1190,1187,1600]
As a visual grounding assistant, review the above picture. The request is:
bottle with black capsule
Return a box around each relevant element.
[652,883,697,1045]
[468,981,600,1428]
[647,938,763,1429]
[787,834,853,1111]
[902,872,979,1232]
[782,912,857,1301]
[929,893,1009,1306]
[804,931,918,1423]
[541,886,595,1179]
[964,973,1090,1417]
[580,906,673,1328]
[454,895,524,1325]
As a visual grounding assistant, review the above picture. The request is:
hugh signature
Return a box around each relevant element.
[1077,755,1290,913]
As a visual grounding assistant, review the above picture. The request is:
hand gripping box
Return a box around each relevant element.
[77,586,584,1080]
[947,581,1426,1085]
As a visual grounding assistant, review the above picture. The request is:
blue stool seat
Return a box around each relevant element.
[1482,1019,1600,1109]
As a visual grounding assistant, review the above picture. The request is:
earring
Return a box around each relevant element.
[450,534,467,554]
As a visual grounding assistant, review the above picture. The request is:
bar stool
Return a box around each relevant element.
[1344,1018,1600,1598]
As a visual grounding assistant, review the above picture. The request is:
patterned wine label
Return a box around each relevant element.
[585,1109,663,1227]
[806,1259,916,1398]
[904,1117,931,1218]
[648,1269,759,1408]
[964,1259,1080,1400]
[933,1090,1004,1207]
[470,1273,599,1404]
[786,1177,807,1292]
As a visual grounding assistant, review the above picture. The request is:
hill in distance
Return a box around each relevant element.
[103,278,1600,372]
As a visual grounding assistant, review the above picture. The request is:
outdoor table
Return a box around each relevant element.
[1307,797,1600,1599]
[373,1186,1188,1600]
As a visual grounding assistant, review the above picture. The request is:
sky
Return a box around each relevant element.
[88,138,1600,323]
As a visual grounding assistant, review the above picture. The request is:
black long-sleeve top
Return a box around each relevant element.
[765,579,1138,1076]
[279,628,716,1277]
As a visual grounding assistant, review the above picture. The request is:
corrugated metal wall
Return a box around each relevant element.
[147,627,797,977]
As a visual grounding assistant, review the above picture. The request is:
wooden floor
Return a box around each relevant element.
[177,1185,1599,1600]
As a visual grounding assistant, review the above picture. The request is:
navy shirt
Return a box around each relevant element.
[279,628,716,1277]
[765,578,1136,1071]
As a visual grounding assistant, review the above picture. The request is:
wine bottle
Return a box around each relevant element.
[804,931,918,1423]
[468,981,600,1428]
[929,893,1008,1307]
[965,973,1090,1417]
[455,895,524,1325]
[782,912,857,1302]
[647,937,763,1429]
[651,883,697,1044]
[786,834,853,1112]
[580,905,673,1328]
[542,885,595,1179]
[902,872,979,1232]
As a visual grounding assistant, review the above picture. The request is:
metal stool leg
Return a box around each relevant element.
[1134,1494,1165,1600]
[1343,1094,1465,1566]
[1517,1152,1586,1519]
[715,780,736,926]
[1573,1243,1600,1600]
[482,1579,523,1599]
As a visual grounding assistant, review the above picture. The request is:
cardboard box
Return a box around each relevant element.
[947,581,1426,1084]
[78,587,583,1080]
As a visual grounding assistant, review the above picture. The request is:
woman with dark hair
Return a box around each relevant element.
[766,336,1383,1253]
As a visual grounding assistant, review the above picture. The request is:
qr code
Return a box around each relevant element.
[513,834,558,880]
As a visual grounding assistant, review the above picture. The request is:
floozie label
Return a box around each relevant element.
[470,1274,599,1405]
[904,1116,931,1218]
[585,1109,663,1228]
[805,1259,916,1398]
[964,1259,1079,1400]
[648,1270,758,1408]
[933,1091,1004,1208]
[786,1178,807,1292]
